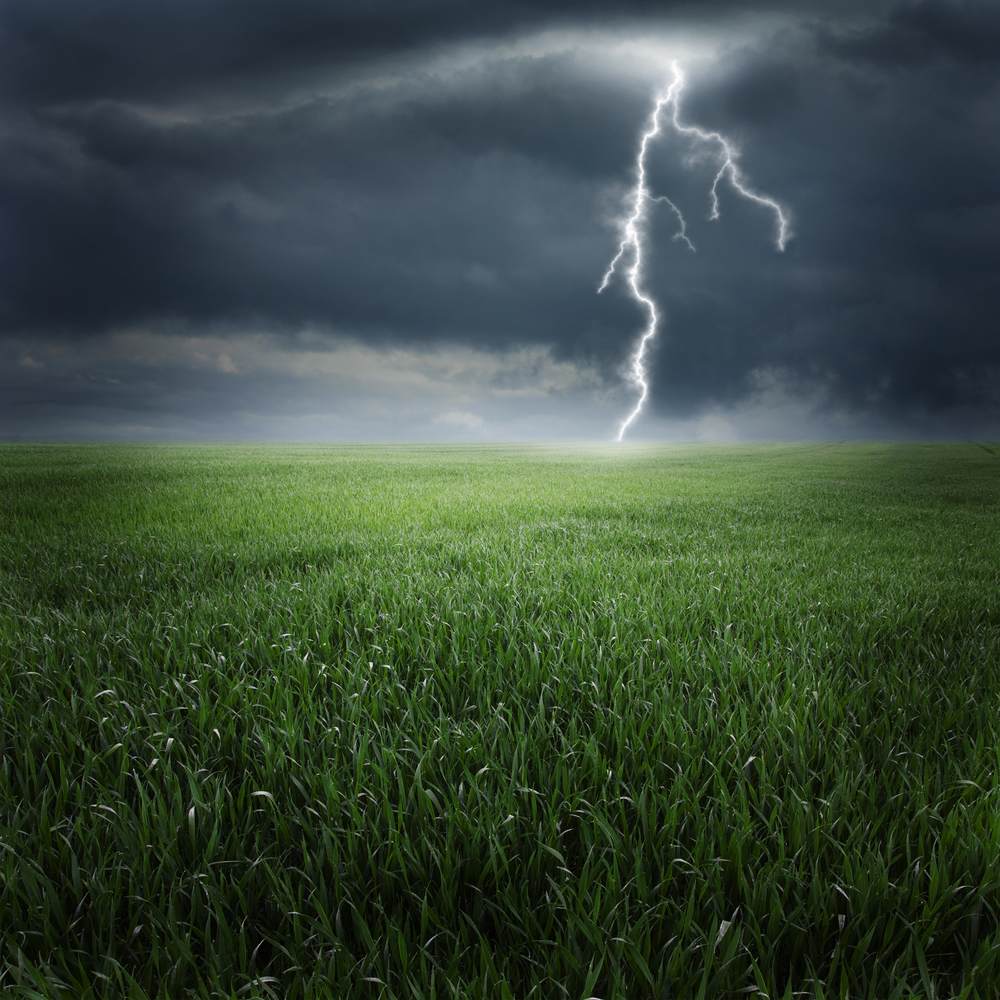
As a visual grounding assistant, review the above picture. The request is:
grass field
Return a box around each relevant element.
[1,441,999,999]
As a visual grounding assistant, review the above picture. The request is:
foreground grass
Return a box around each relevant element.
[1,441,999,999]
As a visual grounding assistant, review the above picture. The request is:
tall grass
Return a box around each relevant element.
[1,441,999,998]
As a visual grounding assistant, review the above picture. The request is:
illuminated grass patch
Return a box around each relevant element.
[1,442,999,999]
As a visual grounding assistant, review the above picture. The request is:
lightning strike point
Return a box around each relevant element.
[602,62,791,440]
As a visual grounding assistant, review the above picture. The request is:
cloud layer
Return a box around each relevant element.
[2,0,998,439]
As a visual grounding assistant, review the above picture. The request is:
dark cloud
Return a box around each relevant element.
[822,0,1000,66]
[1,50,642,346]
[2,0,999,439]
[1,0,885,103]
[634,18,1000,423]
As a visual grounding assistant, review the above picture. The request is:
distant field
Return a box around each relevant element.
[1,441,999,999]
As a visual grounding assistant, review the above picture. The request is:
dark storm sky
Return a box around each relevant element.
[2,0,999,440]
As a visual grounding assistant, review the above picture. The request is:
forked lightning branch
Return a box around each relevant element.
[600,62,791,441]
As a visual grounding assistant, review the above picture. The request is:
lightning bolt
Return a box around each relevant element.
[600,62,791,441]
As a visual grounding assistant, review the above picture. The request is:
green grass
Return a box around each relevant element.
[1,441,999,999]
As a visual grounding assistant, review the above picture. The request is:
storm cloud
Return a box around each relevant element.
[2,0,998,439]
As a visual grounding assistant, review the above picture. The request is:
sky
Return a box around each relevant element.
[2,0,999,441]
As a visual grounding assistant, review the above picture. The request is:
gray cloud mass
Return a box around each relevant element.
[2,0,998,439]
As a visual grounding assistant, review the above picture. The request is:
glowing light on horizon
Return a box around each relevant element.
[600,62,790,441]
